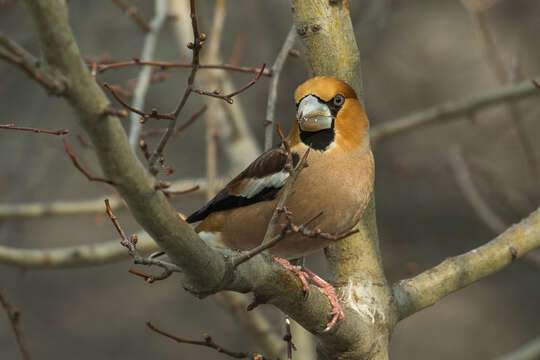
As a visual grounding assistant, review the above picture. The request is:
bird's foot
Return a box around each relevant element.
[272,256,310,293]
[272,256,344,331]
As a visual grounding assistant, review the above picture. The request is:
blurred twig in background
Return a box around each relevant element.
[493,335,540,360]
[147,321,267,359]
[448,145,507,233]
[128,0,168,150]
[370,77,540,144]
[111,0,150,33]
[0,292,30,360]
[264,25,297,151]
[461,0,540,191]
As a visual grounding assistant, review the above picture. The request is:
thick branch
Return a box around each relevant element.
[370,77,540,144]
[24,0,226,291]
[291,0,364,102]
[393,206,540,320]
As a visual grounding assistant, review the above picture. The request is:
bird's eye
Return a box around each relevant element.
[333,94,345,107]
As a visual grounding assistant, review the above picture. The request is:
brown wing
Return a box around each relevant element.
[186,149,290,223]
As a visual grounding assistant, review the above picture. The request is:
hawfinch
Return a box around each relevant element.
[187,76,374,329]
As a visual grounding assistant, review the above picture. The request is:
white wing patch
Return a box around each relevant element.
[240,170,289,198]
[198,231,226,248]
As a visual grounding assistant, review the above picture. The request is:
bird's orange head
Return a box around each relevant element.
[288,76,369,152]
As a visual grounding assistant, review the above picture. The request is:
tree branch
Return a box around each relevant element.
[264,25,297,151]
[0,123,68,135]
[370,77,540,144]
[24,0,226,291]
[127,0,168,150]
[96,60,271,76]
[392,206,540,320]
[146,322,266,359]
[62,138,115,185]
[463,6,540,190]
[169,0,261,174]
[0,31,66,95]
[0,231,158,268]
[0,177,222,219]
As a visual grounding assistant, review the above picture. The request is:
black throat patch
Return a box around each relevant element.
[299,127,335,151]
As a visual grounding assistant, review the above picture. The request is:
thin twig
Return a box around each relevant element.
[96,60,271,76]
[213,292,286,357]
[104,199,181,283]
[62,138,115,185]
[102,107,128,118]
[128,0,168,150]
[0,292,30,360]
[139,139,151,161]
[265,25,296,150]
[232,128,310,267]
[146,322,266,359]
[0,123,68,135]
[284,317,295,360]
[111,0,150,32]
[139,104,207,138]
[169,0,261,175]
[161,185,200,198]
[103,82,174,120]
[146,0,203,173]
[261,124,303,242]
[193,63,266,104]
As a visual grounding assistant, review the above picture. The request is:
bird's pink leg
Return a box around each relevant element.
[302,267,344,331]
[272,256,344,331]
[272,256,310,293]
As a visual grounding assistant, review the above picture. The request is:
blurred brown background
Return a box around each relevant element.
[1,0,539,359]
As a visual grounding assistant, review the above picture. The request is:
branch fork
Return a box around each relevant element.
[104,199,181,283]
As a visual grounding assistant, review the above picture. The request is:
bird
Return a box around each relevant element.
[186,76,374,330]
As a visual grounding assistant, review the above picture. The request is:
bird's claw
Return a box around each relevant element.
[272,256,310,296]
[273,256,344,331]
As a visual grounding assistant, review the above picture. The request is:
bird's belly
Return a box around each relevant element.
[217,150,373,259]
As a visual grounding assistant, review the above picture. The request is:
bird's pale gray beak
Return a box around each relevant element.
[297,95,333,132]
